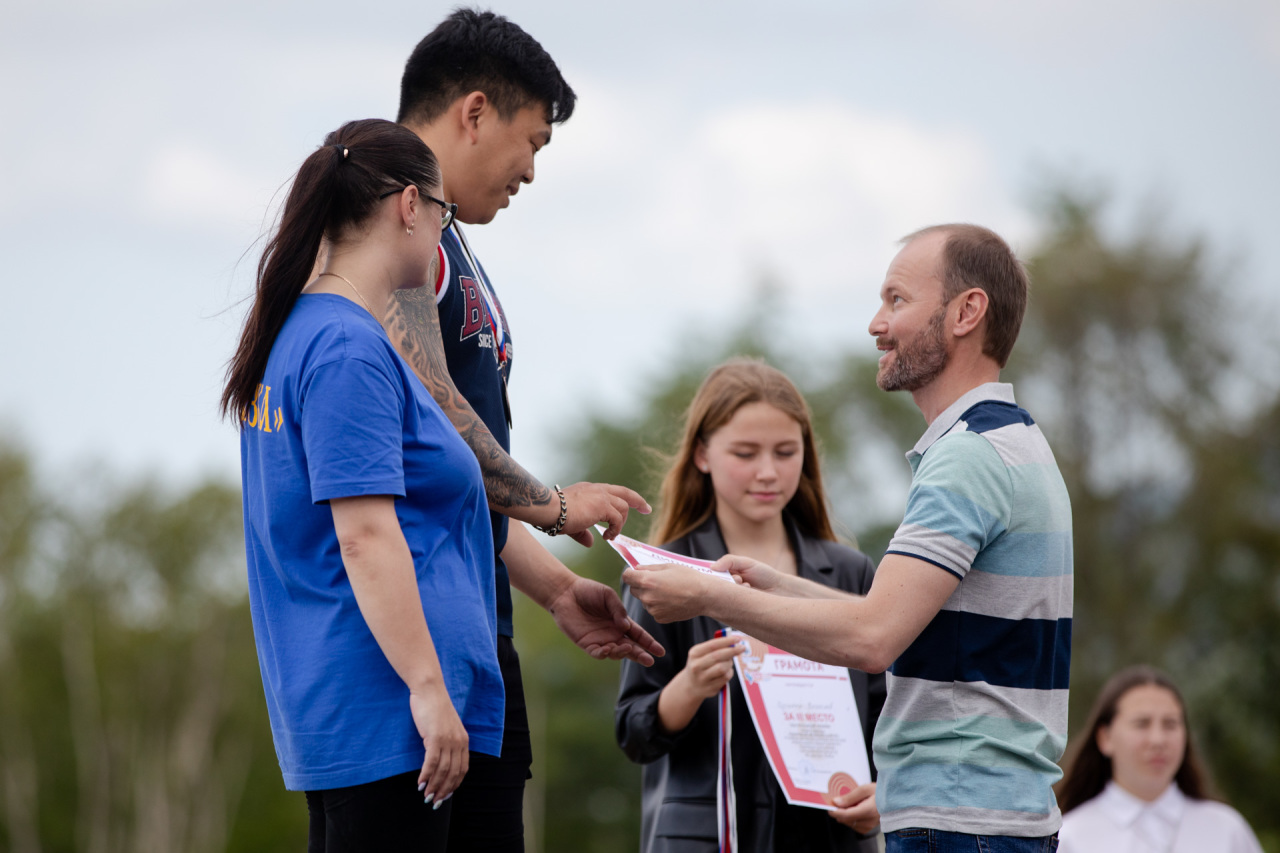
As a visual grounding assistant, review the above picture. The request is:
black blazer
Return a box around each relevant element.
[616,515,886,853]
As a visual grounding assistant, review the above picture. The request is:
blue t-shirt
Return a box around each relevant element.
[239,294,504,791]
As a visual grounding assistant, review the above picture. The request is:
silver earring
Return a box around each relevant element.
[406,227,414,236]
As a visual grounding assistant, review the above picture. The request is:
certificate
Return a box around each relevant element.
[604,535,867,810]
[730,630,871,809]
[604,532,736,583]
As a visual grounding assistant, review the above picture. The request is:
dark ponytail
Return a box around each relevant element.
[220,118,441,423]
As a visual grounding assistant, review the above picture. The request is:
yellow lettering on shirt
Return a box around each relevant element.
[241,384,283,435]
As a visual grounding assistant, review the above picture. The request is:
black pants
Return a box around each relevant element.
[446,634,533,853]
[306,769,452,852]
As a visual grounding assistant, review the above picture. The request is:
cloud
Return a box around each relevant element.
[477,84,1027,439]
[664,103,1028,292]
[494,82,1026,313]
[138,144,278,235]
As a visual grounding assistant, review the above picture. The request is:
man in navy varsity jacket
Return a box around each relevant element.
[380,10,663,852]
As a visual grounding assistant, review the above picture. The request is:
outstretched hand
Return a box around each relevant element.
[622,563,722,624]
[548,576,665,666]
[711,553,784,592]
[559,482,651,547]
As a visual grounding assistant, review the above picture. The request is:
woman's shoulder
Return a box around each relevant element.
[288,296,401,372]
[1183,797,1263,845]
[1057,794,1117,850]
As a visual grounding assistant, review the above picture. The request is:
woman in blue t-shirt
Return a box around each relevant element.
[222,118,502,850]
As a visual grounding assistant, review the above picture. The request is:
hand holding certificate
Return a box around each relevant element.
[611,536,872,811]
[614,533,741,624]
[606,531,739,580]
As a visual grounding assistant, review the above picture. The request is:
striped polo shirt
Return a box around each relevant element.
[874,382,1073,837]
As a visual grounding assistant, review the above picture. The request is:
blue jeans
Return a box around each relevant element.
[885,829,1058,853]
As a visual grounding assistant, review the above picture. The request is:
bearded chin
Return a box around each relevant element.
[876,312,950,392]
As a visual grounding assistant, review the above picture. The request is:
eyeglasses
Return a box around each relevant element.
[378,187,457,230]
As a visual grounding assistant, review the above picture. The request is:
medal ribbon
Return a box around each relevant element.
[716,630,738,853]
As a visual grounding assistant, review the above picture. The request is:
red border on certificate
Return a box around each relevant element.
[731,634,869,809]
[605,533,733,579]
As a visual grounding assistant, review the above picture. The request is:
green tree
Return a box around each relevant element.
[1012,191,1280,849]
[0,443,306,853]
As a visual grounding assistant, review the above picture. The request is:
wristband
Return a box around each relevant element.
[533,485,568,536]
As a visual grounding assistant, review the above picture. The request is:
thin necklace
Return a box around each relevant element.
[317,272,377,318]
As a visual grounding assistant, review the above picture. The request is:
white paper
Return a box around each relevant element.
[731,631,872,808]
[601,530,736,583]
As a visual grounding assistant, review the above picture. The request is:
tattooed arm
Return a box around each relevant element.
[384,283,553,513]
[384,282,649,543]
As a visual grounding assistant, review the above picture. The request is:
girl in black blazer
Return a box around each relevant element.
[617,358,885,853]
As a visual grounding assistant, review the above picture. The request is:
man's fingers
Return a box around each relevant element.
[568,528,594,548]
[712,553,757,574]
[599,504,624,540]
[624,619,665,658]
[605,642,635,661]
[607,495,632,533]
[621,568,650,589]
[597,585,631,627]
[623,647,656,666]
[607,484,651,514]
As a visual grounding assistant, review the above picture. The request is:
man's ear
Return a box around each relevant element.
[952,288,989,340]
[460,90,490,143]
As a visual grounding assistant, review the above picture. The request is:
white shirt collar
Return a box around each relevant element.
[1098,781,1187,849]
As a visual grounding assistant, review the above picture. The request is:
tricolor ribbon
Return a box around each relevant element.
[716,630,738,853]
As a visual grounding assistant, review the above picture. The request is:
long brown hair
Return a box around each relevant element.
[1056,665,1215,812]
[649,358,836,545]
[220,119,441,423]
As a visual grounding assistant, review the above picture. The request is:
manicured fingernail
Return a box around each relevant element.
[423,793,434,804]
[433,799,443,810]
[418,782,426,792]
[441,792,453,803]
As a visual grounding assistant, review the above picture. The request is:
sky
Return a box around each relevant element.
[2,0,1277,494]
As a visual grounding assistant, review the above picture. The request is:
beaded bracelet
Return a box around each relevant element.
[533,484,568,536]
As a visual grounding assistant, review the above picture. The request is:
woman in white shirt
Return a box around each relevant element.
[1056,666,1262,853]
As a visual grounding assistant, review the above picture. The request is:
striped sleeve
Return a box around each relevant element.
[886,432,1012,579]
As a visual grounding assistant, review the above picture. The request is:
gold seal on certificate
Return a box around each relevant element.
[729,630,872,809]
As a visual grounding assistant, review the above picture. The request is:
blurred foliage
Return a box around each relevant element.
[1,185,1277,852]
[0,451,305,853]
